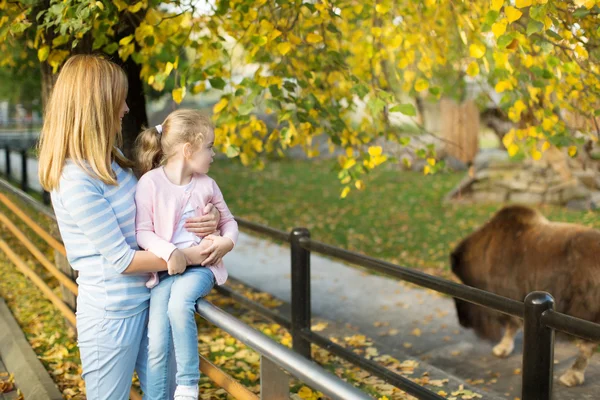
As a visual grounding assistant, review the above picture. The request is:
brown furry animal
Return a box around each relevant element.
[451,205,600,387]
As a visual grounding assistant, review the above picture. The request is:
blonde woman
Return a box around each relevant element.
[37,54,220,400]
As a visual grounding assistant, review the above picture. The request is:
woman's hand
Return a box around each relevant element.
[167,249,187,275]
[185,203,220,238]
[200,235,234,266]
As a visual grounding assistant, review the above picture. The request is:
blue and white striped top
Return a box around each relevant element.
[51,159,150,319]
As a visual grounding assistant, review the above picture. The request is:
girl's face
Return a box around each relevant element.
[186,130,215,174]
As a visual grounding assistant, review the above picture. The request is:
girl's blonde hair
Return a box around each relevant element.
[38,54,132,191]
[135,109,213,177]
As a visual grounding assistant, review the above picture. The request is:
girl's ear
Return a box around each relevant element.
[183,143,192,159]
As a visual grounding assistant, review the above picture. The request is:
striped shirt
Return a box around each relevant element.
[51,159,150,319]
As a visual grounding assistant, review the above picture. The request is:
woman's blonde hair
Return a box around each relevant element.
[135,109,213,177]
[38,54,132,191]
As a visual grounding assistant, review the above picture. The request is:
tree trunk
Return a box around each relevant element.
[441,98,479,165]
[120,57,148,159]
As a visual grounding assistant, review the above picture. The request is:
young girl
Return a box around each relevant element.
[134,109,238,400]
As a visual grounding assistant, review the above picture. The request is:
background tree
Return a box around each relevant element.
[1,0,599,194]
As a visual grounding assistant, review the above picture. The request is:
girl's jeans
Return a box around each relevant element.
[146,266,215,399]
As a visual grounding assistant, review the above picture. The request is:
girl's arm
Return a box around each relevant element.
[134,176,178,262]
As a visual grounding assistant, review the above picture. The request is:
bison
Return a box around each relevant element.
[451,205,600,387]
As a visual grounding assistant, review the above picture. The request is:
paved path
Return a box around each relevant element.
[224,232,600,399]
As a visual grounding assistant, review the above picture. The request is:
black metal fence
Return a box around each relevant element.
[0,127,39,197]
[230,220,600,400]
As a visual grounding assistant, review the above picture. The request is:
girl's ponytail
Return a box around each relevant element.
[134,126,163,177]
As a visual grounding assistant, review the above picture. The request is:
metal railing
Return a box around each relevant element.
[0,187,373,400]
[234,221,600,400]
[3,176,600,399]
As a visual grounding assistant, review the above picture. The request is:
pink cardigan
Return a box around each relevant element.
[135,167,238,287]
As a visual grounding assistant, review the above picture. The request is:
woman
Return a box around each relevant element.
[37,54,220,400]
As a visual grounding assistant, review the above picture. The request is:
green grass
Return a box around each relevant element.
[210,158,600,278]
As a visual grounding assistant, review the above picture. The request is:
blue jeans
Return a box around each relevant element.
[146,266,215,399]
[77,307,175,400]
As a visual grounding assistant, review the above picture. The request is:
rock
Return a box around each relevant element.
[473,149,510,170]
[444,155,468,171]
[561,184,590,202]
[573,170,599,190]
[566,199,591,211]
[590,191,600,210]
[509,192,543,204]
[473,190,508,203]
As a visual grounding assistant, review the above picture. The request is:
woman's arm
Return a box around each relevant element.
[122,250,167,274]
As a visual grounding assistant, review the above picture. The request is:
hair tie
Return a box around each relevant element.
[155,124,163,135]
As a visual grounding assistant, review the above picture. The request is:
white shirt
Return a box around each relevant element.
[171,182,201,249]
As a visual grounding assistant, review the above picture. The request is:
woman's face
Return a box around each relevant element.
[119,102,129,122]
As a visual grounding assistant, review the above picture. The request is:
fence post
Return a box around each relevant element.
[260,355,289,399]
[5,146,10,179]
[290,227,311,359]
[20,149,28,192]
[522,291,555,400]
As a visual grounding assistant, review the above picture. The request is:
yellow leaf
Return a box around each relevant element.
[277,42,291,55]
[495,80,513,93]
[575,45,588,59]
[531,149,542,160]
[574,0,595,8]
[343,158,356,169]
[466,61,479,77]
[113,0,127,11]
[128,1,144,13]
[542,141,550,152]
[119,35,134,46]
[490,0,504,11]
[505,6,522,23]
[515,0,532,8]
[340,186,350,199]
[37,45,49,62]
[469,43,486,58]
[427,158,436,166]
[165,61,174,75]
[191,82,206,95]
[172,87,186,104]
[306,33,323,44]
[375,4,390,13]
[368,146,383,157]
[568,146,577,157]
[214,98,229,113]
[95,1,105,10]
[492,20,507,37]
[423,165,431,175]
[508,143,519,156]
[355,180,365,190]
[414,79,429,92]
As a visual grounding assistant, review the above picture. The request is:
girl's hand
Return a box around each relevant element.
[167,249,187,275]
[181,240,211,266]
[184,204,220,238]
[200,235,234,266]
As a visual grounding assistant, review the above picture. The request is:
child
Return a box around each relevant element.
[134,109,238,400]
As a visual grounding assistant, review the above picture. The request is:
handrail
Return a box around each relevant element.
[298,237,525,318]
[196,300,374,400]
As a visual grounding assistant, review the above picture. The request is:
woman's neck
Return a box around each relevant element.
[163,158,193,186]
